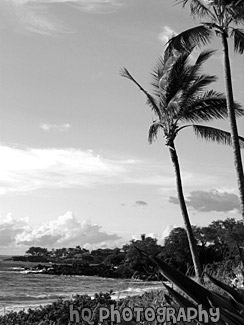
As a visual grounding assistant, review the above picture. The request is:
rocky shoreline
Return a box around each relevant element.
[17,262,160,280]
[21,262,121,278]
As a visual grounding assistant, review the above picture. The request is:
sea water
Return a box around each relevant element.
[0,256,163,315]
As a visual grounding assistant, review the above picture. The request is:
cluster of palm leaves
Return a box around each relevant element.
[152,253,244,325]
[121,0,244,284]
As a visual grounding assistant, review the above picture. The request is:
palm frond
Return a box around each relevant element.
[176,0,218,21]
[230,28,244,54]
[180,49,215,90]
[189,0,217,19]
[192,125,244,148]
[192,74,217,91]
[178,74,217,105]
[195,49,216,65]
[165,26,213,57]
[148,122,163,144]
[161,49,217,109]
[166,50,215,108]
[160,52,194,104]
[178,92,244,123]
[120,68,161,118]
[156,51,193,106]
[150,55,169,98]
[226,1,244,23]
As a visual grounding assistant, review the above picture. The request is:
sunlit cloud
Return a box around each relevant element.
[1,0,71,35]
[0,144,233,196]
[0,144,134,194]
[0,144,178,195]
[0,211,121,249]
[158,25,177,45]
[0,0,122,35]
[131,227,178,246]
[40,123,71,132]
[64,0,122,14]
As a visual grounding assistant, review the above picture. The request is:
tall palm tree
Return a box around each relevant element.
[120,48,244,282]
[166,0,244,217]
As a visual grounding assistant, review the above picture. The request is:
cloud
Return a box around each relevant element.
[0,144,228,196]
[64,0,122,14]
[158,26,177,44]
[158,225,178,245]
[1,0,122,35]
[169,189,241,213]
[0,213,30,246]
[40,123,71,132]
[131,227,178,246]
[0,212,121,250]
[1,0,71,35]
[133,200,148,207]
[0,144,134,194]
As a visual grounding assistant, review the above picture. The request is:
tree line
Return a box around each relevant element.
[15,218,244,281]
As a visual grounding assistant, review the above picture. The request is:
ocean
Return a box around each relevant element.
[0,256,164,315]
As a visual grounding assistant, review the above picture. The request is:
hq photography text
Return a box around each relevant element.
[69,304,220,324]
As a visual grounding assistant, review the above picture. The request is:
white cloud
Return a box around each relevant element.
[131,227,178,246]
[40,123,71,132]
[0,213,30,246]
[158,26,177,45]
[1,0,122,35]
[0,144,134,194]
[1,0,71,35]
[0,144,182,195]
[158,225,178,245]
[0,211,121,250]
[62,0,122,14]
[0,144,230,196]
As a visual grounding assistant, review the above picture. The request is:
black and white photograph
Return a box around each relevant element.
[0,0,244,324]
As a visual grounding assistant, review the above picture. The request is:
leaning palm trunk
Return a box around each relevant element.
[169,141,202,282]
[222,33,244,217]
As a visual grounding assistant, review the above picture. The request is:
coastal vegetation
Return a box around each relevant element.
[3,217,244,324]
[11,217,244,283]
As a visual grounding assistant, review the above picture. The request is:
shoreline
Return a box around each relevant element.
[0,284,166,316]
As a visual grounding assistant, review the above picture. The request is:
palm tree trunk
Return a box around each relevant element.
[221,33,244,218]
[168,142,202,282]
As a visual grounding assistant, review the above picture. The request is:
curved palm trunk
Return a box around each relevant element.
[221,34,244,218]
[168,142,202,282]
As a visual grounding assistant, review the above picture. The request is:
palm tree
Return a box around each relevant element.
[166,0,244,217]
[120,48,244,282]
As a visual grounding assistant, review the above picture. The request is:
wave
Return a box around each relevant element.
[0,293,66,302]
[112,284,164,300]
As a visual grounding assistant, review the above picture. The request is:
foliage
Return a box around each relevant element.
[0,291,169,325]
[0,292,116,325]
[26,247,49,257]
[11,218,244,281]
[151,254,244,324]
[123,235,163,280]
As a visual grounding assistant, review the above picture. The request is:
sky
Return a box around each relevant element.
[0,0,244,254]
